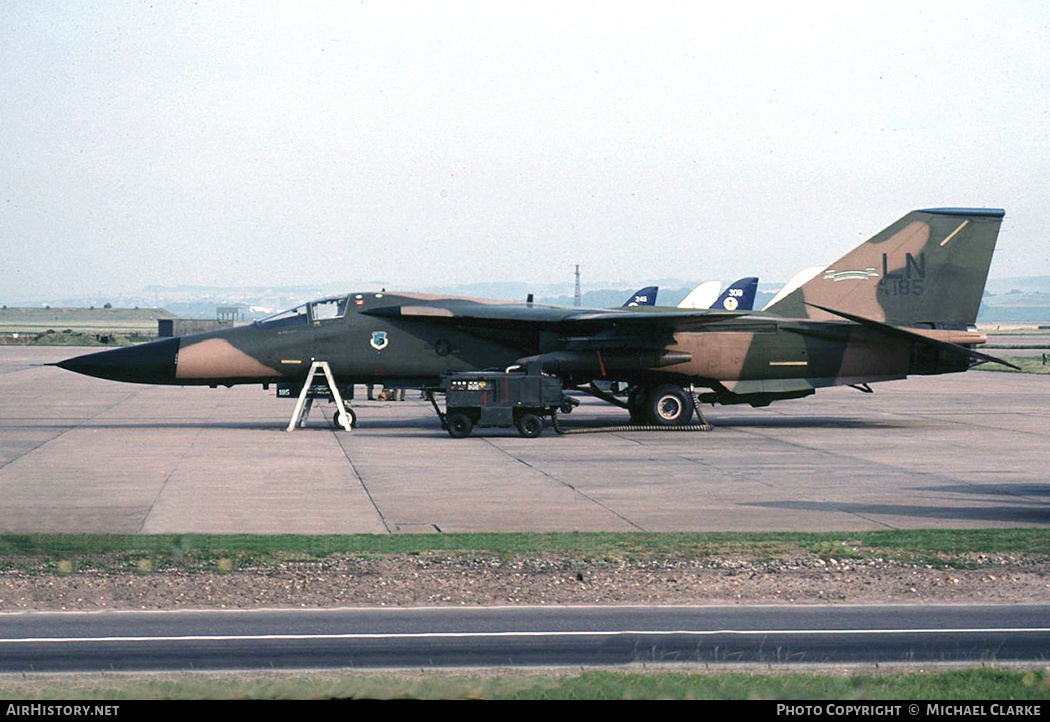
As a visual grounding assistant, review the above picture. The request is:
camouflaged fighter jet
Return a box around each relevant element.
[56,208,1013,428]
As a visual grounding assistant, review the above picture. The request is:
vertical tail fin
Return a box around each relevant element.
[764,208,1004,326]
[712,277,758,311]
[622,286,658,307]
[677,280,722,309]
[762,266,824,311]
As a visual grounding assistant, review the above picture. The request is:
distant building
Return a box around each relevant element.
[158,319,235,337]
[216,306,245,322]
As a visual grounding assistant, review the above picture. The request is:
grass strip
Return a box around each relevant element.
[1,668,1048,700]
[974,356,1050,374]
[0,529,1046,573]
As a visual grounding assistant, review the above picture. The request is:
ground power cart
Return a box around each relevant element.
[438,368,572,438]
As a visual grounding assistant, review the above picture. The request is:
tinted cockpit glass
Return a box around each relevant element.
[258,296,349,328]
[310,296,349,321]
[258,304,308,329]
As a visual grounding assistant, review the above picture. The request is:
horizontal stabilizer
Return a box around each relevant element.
[805,302,1020,370]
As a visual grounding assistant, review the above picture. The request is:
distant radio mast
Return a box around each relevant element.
[574,264,581,307]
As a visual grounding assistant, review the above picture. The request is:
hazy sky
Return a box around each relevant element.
[2,1,1048,302]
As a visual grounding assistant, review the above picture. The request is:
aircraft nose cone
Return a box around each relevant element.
[56,337,180,384]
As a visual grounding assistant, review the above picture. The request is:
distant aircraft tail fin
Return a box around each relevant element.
[622,286,658,307]
[677,280,721,309]
[763,266,824,311]
[711,277,758,311]
[764,208,1005,327]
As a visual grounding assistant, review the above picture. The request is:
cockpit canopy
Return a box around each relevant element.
[258,295,349,329]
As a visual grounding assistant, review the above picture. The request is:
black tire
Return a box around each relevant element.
[332,407,357,430]
[646,384,693,426]
[516,412,543,438]
[627,386,648,423]
[446,412,474,438]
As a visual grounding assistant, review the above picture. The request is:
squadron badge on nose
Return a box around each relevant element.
[370,331,389,350]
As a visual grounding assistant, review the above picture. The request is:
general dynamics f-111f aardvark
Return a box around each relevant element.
[57,208,1014,430]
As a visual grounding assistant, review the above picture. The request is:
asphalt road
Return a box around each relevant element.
[3,604,1048,672]
[1,347,1048,534]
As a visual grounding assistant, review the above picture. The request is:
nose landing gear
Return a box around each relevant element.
[333,404,357,431]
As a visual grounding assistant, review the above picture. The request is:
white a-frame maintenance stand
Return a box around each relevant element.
[286,361,354,432]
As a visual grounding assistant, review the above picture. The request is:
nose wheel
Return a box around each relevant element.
[287,361,357,432]
[333,405,357,431]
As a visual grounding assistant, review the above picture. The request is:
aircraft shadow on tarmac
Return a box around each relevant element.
[698,415,916,430]
[52,413,917,434]
[914,483,1050,499]
[49,421,300,431]
[51,416,440,432]
[745,500,1050,525]
[328,414,915,435]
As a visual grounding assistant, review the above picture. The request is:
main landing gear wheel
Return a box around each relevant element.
[515,413,543,438]
[647,384,693,426]
[627,387,647,423]
[446,412,474,438]
[332,406,357,431]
